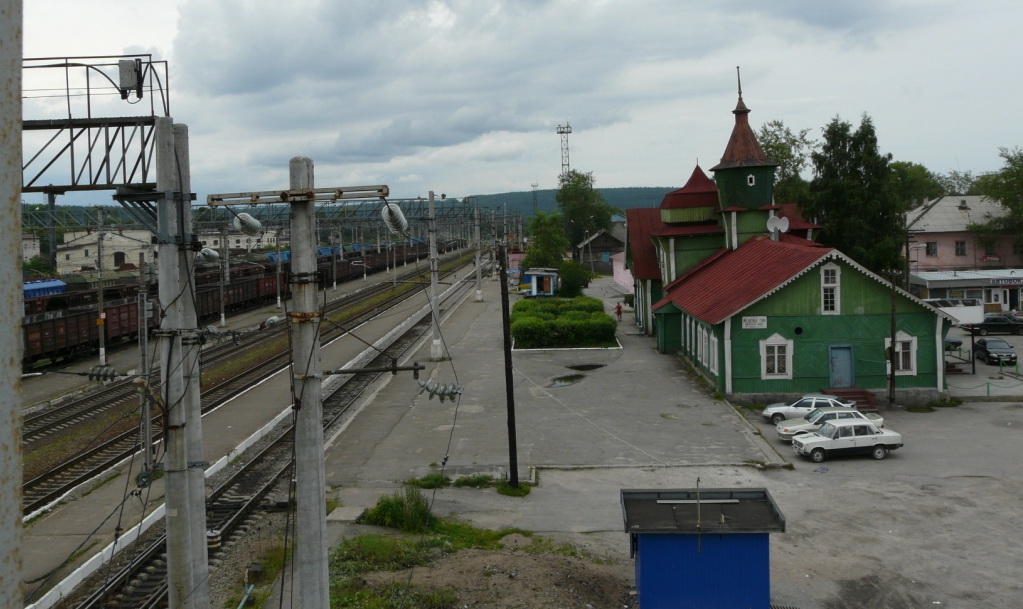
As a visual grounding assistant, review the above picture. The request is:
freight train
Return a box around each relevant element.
[22,240,434,366]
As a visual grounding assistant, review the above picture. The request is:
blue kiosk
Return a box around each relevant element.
[621,488,786,608]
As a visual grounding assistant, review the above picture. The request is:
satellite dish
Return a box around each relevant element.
[233,212,263,237]
[766,216,790,234]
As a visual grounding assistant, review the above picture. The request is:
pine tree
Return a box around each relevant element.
[803,115,903,274]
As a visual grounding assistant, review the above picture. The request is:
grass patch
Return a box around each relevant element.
[929,397,962,408]
[452,473,496,488]
[496,481,532,497]
[221,542,290,609]
[405,473,451,489]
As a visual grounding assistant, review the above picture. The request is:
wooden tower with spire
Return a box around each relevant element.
[710,67,779,248]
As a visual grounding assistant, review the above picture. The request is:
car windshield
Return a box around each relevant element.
[817,422,838,439]
[987,339,1010,349]
[806,409,824,423]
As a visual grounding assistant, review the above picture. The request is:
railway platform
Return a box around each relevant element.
[19,254,453,606]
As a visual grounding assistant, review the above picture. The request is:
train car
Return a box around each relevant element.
[23,297,149,364]
[24,279,67,299]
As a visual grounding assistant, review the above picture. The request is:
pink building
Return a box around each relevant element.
[905,195,1021,272]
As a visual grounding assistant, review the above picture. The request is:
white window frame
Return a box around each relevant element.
[760,333,793,380]
[747,174,756,186]
[821,263,841,315]
[709,334,719,374]
[885,331,918,376]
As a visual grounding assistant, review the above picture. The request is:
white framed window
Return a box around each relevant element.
[709,334,719,374]
[760,333,793,380]
[885,331,918,376]
[821,263,841,315]
[747,174,756,186]
[925,242,938,257]
[955,241,967,256]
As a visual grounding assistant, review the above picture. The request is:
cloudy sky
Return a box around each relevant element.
[21,0,1023,205]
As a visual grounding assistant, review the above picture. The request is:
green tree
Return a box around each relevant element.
[970,147,1023,251]
[520,211,569,271]
[803,114,903,274]
[556,170,617,258]
[935,169,977,196]
[889,161,943,210]
[556,260,591,298]
[757,119,814,204]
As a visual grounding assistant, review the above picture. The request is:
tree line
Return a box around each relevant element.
[761,116,1023,274]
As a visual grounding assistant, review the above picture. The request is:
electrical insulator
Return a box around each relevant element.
[234,212,263,237]
[88,366,123,381]
[416,379,463,403]
[381,203,409,236]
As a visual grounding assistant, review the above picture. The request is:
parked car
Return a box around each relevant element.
[761,394,856,425]
[792,419,903,463]
[974,337,1018,365]
[961,313,1023,336]
[943,336,963,351]
[775,407,885,442]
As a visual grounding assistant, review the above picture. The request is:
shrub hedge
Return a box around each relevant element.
[510,296,616,348]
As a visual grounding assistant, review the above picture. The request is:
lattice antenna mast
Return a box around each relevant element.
[531,182,538,215]
[557,123,572,179]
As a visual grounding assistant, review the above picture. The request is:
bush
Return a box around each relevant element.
[510,296,616,348]
[557,260,591,297]
[358,487,436,533]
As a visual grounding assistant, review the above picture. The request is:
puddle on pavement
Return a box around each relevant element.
[566,364,605,371]
[548,374,585,387]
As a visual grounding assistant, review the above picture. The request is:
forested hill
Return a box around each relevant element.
[470,186,674,217]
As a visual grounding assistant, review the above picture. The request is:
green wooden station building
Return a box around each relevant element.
[626,90,955,405]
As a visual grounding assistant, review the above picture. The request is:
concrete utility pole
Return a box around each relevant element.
[1,2,24,602]
[156,118,211,609]
[289,157,330,609]
[97,207,107,365]
[429,191,446,360]
[138,253,154,473]
[474,204,483,302]
[219,225,228,326]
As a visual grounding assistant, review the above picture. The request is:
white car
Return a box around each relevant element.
[792,419,903,463]
[775,407,884,442]
[761,394,855,425]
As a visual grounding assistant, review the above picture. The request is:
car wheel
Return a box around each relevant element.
[979,329,988,336]
[1015,327,1023,336]
[810,448,827,463]
[871,445,889,460]
[771,413,785,425]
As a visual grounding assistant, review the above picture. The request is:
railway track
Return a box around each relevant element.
[22,254,478,516]
[54,260,479,609]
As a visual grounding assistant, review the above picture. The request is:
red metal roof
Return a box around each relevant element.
[710,96,777,172]
[660,165,718,209]
[626,207,666,280]
[653,235,832,324]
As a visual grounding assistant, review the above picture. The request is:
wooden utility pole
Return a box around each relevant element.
[499,243,519,488]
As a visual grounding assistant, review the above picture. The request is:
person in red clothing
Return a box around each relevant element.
[615,303,623,321]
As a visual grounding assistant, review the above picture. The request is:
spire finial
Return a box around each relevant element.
[736,66,742,99]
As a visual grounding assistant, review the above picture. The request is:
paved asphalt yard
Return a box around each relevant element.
[322,277,1023,609]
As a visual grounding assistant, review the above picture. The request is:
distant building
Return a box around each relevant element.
[22,233,41,262]
[905,195,1020,272]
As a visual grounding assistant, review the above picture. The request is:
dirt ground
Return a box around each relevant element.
[363,533,635,608]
